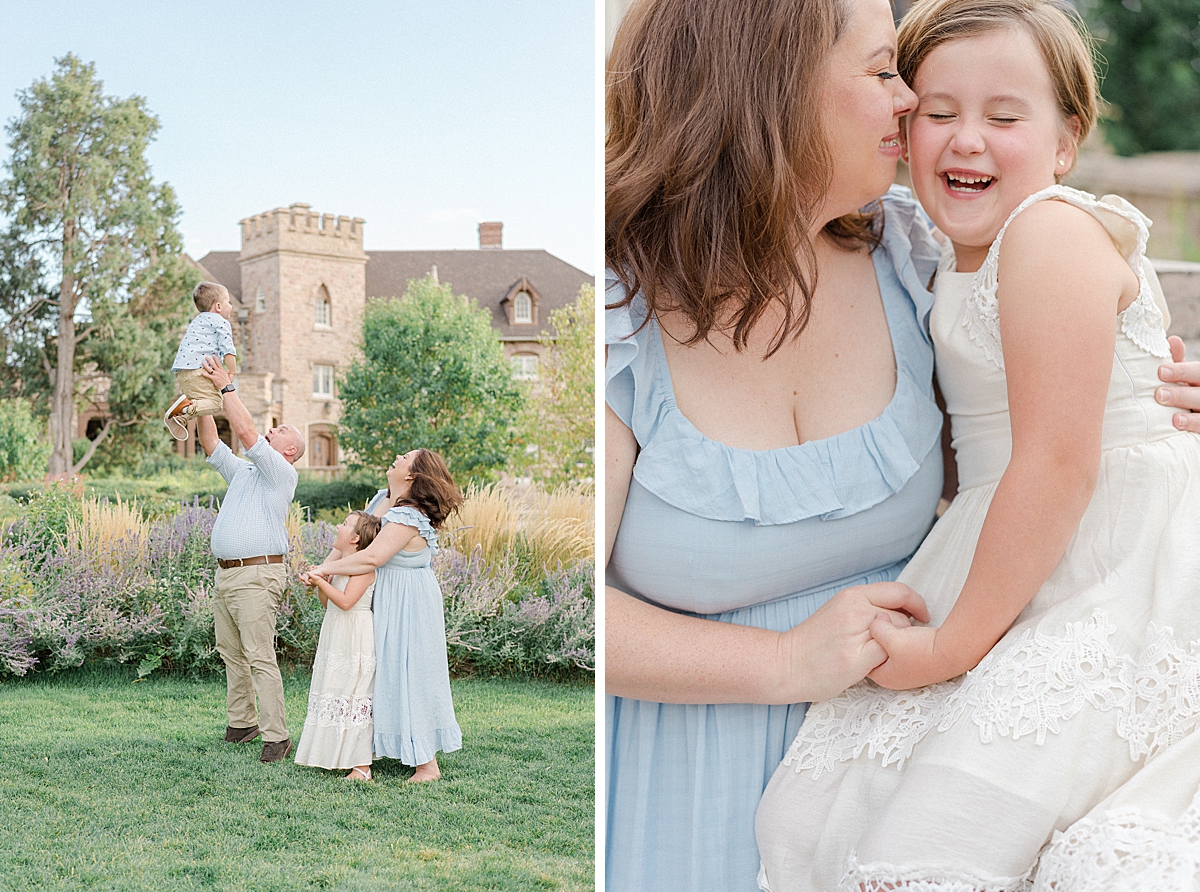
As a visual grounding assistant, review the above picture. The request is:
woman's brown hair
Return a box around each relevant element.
[897,0,1098,179]
[392,449,463,529]
[348,511,382,551]
[606,0,880,357]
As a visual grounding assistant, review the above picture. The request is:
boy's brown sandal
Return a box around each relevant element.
[224,725,261,744]
[260,738,294,763]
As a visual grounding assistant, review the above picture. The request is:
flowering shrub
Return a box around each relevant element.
[0,493,593,679]
[439,549,595,679]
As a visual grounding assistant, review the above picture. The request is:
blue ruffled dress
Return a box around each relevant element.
[371,505,463,765]
[604,187,945,892]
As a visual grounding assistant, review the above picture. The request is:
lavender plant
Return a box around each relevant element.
[0,490,594,680]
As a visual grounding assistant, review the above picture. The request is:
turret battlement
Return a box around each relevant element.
[239,203,367,261]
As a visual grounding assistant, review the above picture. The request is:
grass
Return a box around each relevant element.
[0,669,594,891]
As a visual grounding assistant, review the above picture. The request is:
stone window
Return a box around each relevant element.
[255,285,266,314]
[511,353,539,380]
[513,291,533,324]
[314,285,332,328]
[313,364,334,398]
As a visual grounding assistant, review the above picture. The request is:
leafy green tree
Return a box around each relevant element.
[516,284,595,486]
[1082,0,1200,154]
[338,275,524,483]
[0,54,195,477]
[0,398,50,482]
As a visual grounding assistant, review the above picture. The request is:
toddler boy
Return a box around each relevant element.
[165,281,238,439]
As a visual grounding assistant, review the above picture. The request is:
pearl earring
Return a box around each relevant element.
[1058,159,1065,166]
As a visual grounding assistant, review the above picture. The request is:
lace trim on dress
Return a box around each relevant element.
[783,610,1200,779]
[842,854,1033,892]
[1033,801,1200,891]
[304,692,373,729]
[962,185,1170,372]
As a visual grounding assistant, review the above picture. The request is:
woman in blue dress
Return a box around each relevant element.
[604,0,1200,888]
[311,449,463,782]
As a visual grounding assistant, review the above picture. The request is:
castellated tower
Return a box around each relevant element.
[237,204,366,470]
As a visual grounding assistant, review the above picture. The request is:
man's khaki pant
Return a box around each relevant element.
[214,564,289,742]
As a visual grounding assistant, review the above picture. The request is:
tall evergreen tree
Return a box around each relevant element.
[0,54,195,476]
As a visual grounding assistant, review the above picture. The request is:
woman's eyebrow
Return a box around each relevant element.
[867,44,896,62]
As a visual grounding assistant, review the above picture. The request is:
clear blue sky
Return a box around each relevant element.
[0,1,596,275]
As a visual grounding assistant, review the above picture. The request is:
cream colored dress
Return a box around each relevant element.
[294,574,376,769]
[755,187,1200,891]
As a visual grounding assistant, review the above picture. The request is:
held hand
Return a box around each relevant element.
[780,582,929,703]
[1156,337,1200,432]
[198,355,233,390]
[299,571,315,587]
[867,618,961,690]
[307,564,332,580]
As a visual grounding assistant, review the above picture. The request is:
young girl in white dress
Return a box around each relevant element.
[295,510,381,781]
[755,0,1200,889]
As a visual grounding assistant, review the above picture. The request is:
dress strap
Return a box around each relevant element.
[964,185,1170,371]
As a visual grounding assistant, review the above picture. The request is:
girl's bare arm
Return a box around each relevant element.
[870,201,1128,688]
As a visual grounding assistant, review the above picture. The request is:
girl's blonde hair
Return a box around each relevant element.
[897,0,1099,179]
[348,510,381,551]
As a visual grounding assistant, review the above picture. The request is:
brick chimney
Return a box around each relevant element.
[478,221,503,250]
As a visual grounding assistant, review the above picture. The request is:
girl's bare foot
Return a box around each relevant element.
[345,765,372,781]
[408,758,440,783]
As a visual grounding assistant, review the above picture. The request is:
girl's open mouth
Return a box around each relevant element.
[944,172,995,193]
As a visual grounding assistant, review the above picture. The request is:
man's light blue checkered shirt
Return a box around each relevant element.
[173,312,236,371]
[208,437,297,560]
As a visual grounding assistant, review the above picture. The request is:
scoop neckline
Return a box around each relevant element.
[648,247,909,457]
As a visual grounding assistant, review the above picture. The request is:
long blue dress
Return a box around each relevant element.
[372,505,462,765]
[604,187,945,892]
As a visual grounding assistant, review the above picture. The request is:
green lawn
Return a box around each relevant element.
[0,670,594,891]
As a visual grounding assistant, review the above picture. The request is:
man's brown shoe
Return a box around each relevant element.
[224,725,261,744]
[260,738,294,763]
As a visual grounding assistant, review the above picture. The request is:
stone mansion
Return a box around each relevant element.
[155,204,591,470]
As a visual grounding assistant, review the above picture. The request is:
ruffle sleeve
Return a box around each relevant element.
[878,185,940,343]
[384,505,439,554]
[602,197,943,527]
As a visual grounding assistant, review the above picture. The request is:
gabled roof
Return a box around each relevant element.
[365,249,591,339]
[195,248,593,339]
[194,252,242,303]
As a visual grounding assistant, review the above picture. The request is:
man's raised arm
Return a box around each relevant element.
[198,415,221,457]
[199,355,258,451]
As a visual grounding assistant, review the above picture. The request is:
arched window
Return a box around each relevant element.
[311,429,337,467]
[513,291,533,324]
[255,285,266,314]
[314,285,332,328]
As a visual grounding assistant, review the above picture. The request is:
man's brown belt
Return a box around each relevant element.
[217,555,285,569]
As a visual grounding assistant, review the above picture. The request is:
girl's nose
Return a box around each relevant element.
[949,123,986,156]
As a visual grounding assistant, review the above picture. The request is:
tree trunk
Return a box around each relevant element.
[46,221,76,478]
[71,416,113,474]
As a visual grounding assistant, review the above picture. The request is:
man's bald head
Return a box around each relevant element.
[266,424,305,464]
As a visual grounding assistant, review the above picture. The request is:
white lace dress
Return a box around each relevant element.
[294,574,376,769]
[755,186,1200,891]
